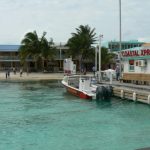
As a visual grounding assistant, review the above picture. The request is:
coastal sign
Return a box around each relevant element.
[121,49,150,57]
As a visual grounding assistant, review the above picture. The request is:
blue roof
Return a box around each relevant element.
[0,45,20,52]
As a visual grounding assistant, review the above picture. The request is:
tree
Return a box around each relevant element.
[19,31,41,70]
[101,47,115,70]
[67,25,97,71]
[19,31,56,71]
[40,37,56,70]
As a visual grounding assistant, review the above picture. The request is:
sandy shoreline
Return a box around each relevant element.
[0,72,65,81]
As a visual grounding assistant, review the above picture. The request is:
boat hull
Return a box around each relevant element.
[61,75,96,100]
[65,86,92,99]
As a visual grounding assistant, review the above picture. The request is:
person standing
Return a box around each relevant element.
[92,66,96,76]
[13,67,16,75]
[7,68,10,78]
[20,68,23,77]
[83,67,86,75]
[115,65,120,81]
[5,71,7,79]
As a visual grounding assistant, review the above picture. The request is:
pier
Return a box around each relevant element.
[102,81,150,104]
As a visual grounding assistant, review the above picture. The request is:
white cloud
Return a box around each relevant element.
[0,0,149,44]
[138,37,150,42]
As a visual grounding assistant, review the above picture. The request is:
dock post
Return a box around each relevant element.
[121,90,124,99]
[109,72,112,84]
[148,95,150,104]
[133,92,137,102]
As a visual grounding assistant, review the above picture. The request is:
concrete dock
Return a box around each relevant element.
[102,81,150,104]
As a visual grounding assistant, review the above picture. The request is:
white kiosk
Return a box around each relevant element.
[121,46,150,73]
[121,45,150,84]
[63,58,76,75]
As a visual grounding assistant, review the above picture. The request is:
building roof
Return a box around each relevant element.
[122,45,150,51]
[0,45,20,52]
[0,44,69,52]
[142,43,150,47]
[109,40,144,44]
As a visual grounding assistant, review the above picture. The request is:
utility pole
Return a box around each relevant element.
[98,34,103,82]
[59,42,62,69]
[119,0,122,77]
[95,46,98,72]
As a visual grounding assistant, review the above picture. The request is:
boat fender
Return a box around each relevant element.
[121,90,124,99]
[133,92,136,101]
[148,95,150,104]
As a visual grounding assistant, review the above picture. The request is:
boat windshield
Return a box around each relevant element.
[63,76,68,83]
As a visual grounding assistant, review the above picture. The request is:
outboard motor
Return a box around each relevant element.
[105,85,113,99]
[96,85,112,100]
[96,86,106,100]
[96,86,102,100]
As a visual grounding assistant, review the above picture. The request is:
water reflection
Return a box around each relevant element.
[95,99,112,108]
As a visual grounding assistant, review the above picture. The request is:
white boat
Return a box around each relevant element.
[61,75,97,99]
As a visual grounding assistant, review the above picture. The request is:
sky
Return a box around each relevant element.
[0,0,150,44]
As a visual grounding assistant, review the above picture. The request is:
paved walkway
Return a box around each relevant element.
[0,72,95,81]
[0,72,65,81]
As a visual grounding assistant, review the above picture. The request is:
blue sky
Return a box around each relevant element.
[0,0,150,44]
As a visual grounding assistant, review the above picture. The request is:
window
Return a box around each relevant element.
[129,60,134,65]
[129,60,135,72]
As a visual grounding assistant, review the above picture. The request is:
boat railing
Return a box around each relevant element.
[95,71,116,84]
[67,75,97,89]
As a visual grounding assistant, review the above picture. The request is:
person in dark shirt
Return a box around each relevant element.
[115,65,120,81]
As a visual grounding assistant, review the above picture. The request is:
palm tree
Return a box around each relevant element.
[101,47,115,70]
[40,37,56,70]
[19,31,55,71]
[19,31,41,70]
[67,25,97,71]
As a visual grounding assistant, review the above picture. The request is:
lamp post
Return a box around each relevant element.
[59,42,62,69]
[98,34,103,82]
[119,0,122,77]
[95,46,98,72]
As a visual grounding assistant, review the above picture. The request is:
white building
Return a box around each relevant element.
[120,44,150,84]
[121,46,150,74]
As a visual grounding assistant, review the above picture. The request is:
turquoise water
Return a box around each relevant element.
[0,81,150,150]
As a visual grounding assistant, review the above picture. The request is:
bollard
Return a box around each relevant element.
[109,72,112,84]
[121,90,124,99]
[133,92,136,101]
[148,95,150,104]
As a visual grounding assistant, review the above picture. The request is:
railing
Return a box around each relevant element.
[0,67,36,72]
[95,71,116,84]
[0,56,33,61]
[122,73,150,85]
[0,56,19,60]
